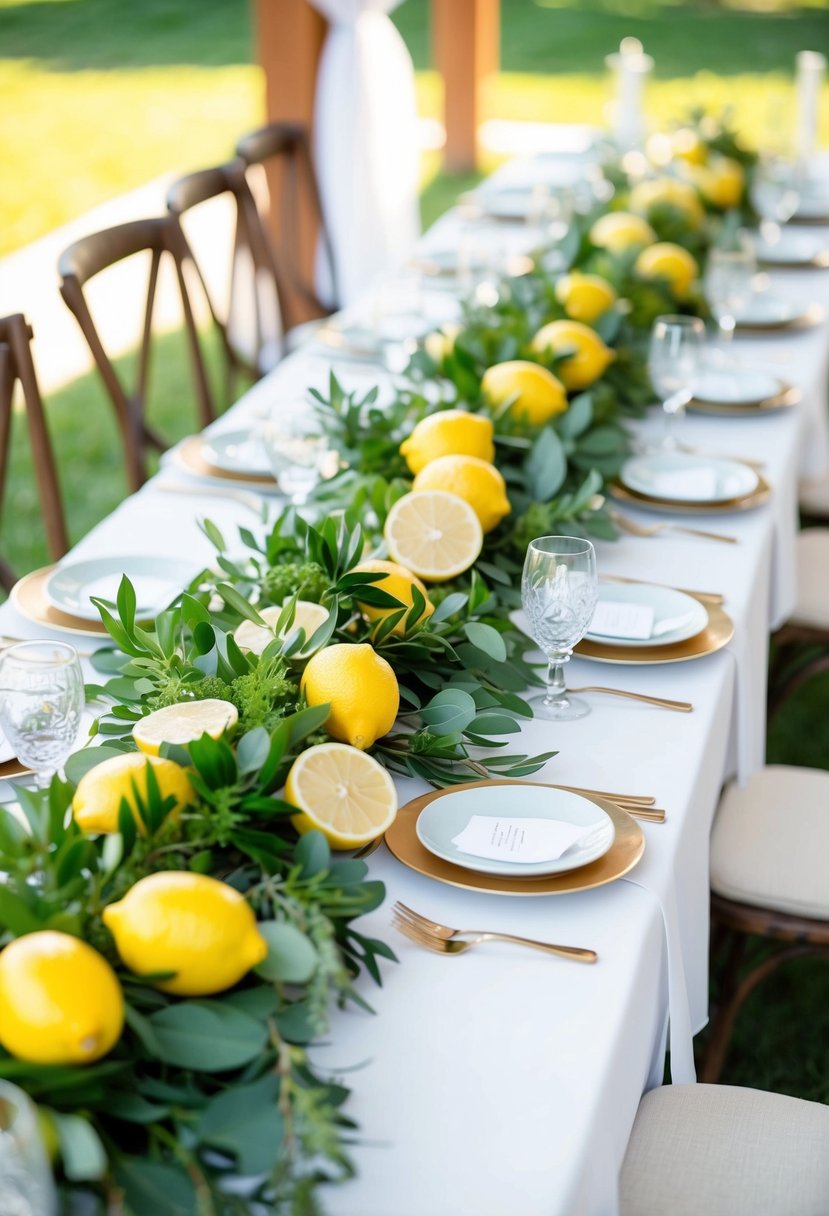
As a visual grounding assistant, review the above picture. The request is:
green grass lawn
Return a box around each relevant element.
[1,0,827,1113]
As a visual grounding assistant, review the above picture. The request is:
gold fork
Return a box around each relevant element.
[567,686,693,712]
[611,510,738,545]
[393,902,598,963]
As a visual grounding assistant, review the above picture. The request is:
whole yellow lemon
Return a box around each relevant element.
[413,454,511,533]
[73,752,195,835]
[350,559,434,635]
[530,320,615,391]
[555,272,617,324]
[423,323,463,363]
[686,156,744,210]
[589,211,656,253]
[629,177,706,230]
[103,872,268,997]
[635,242,699,299]
[0,931,123,1064]
[671,128,707,165]
[301,643,400,750]
[400,408,495,474]
[480,360,568,425]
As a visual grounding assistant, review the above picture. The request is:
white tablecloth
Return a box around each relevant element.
[2,146,829,1216]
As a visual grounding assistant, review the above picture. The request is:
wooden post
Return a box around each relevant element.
[433,0,500,173]
[253,0,327,321]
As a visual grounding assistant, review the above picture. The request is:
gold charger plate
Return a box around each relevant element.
[575,602,733,665]
[0,759,28,779]
[610,473,771,515]
[385,780,644,896]
[11,566,112,638]
[176,435,278,490]
[687,382,800,417]
[735,302,824,333]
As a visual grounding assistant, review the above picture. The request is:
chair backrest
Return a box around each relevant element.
[235,122,339,329]
[166,161,292,399]
[58,216,217,491]
[0,314,69,591]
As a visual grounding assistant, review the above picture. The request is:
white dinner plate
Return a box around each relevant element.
[693,368,783,405]
[753,232,829,266]
[415,784,615,877]
[201,429,272,476]
[585,583,708,648]
[45,556,199,622]
[621,452,759,504]
[734,296,802,327]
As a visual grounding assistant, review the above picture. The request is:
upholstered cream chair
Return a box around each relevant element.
[620,1084,829,1216]
[701,765,829,1081]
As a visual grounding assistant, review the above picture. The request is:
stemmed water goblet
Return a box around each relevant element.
[647,314,705,450]
[704,240,756,346]
[0,1081,57,1215]
[750,155,800,249]
[260,415,333,506]
[521,537,599,721]
[0,641,84,788]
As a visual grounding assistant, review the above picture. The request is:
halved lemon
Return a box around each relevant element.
[132,699,238,756]
[384,490,483,583]
[234,601,329,655]
[285,742,398,848]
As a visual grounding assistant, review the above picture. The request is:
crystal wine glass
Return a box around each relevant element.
[647,314,705,449]
[260,415,331,505]
[521,537,599,721]
[0,1082,57,1216]
[0,641,83,788]
[704,242,756,345]
[750,155,800,248]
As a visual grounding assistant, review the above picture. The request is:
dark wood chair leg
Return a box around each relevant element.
[701,941,827,1082]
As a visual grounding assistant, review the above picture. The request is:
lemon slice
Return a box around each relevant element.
[132,699,238,756]
[384,490,483,583]
[234,601,329,655]
[285,743,398,848]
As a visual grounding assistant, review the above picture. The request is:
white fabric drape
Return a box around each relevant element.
[308,0,421,305]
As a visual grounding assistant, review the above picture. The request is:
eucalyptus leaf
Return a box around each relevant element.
[52,1112,107,1181]
[525,426,567,501]
[198,1074,283,1176]
[463,622,507,663]
[114,1158,197,1216]
[255,920,318,984]
[148,1002,268,1072]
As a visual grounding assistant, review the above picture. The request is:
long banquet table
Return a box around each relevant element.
[3,145,829,1215]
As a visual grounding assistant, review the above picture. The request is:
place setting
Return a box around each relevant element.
[746,153,829,269]
[7,552,204,642]
[384,777,645,899]
[704,238,824,339]
[511,536,732,702]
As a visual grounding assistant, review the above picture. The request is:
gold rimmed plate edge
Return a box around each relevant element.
[176,435,279,490]
[687,383,800,416]
[574,602,734,665]
[610,474,771,515]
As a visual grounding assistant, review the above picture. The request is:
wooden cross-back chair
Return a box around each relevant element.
[0,314,68,591]
[58,217,217,492]
[235,121,339,330]
[166,160,291,403]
